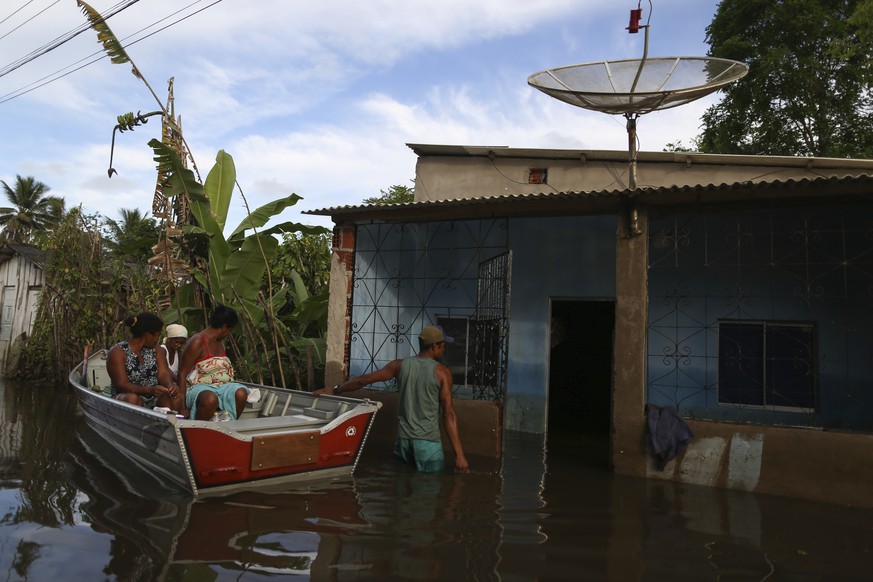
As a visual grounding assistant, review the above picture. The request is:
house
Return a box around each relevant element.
[306,146,873,507]
[0,244,49,374]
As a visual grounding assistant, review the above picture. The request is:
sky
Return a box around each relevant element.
[0,0,723,232]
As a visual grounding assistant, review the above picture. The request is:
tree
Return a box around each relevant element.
[103,208,161,262]
[0,175,65,244]
[362,184,414,205]
[663,140,697,153]
[269,231,331,297]
[698,0,873,158]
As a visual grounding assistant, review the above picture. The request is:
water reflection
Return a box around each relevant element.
[71,423,370,579]
[0,378,80,579]
[0,378,872,580]
[349,461,502,580]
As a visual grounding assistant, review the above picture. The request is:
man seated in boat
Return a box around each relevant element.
[107,312,184,412]
[316,325,469,473]
[177,304,250,421]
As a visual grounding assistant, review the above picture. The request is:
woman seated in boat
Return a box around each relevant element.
[107,312,184,412]
[177,304,250,421]
[160,323,188,381]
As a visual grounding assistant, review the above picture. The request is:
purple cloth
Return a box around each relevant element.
[646,404,694,470]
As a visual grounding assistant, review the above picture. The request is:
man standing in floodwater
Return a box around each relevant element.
[316,325,469,473]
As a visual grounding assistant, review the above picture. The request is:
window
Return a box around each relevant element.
[718,320,816,410]
[528,168,548,185]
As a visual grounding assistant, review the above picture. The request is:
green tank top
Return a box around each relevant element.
[396,356,442,441]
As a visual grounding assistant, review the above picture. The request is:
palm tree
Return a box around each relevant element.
[0,175,65,244]
[103,208,161,262]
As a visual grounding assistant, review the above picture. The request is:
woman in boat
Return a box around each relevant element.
[160,323,188,381]
[177,304,250,421]
[107,312,184,412]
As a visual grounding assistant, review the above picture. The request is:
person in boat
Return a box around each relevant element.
[160,323,188,381]
[316,325,469,473]
[107,312,184,411]
[177,304,250,421]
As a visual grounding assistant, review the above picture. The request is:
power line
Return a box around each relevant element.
[0,0,38,28]
[0,0,140,79]
[0,0,223,105]
[0,0,62,42]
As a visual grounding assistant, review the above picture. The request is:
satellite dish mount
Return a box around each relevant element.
[527,2,749,230]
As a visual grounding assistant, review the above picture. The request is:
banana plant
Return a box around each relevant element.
[151,141,326,325]
[80,0,330,387]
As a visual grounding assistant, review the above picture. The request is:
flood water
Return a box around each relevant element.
[0,379,871,581]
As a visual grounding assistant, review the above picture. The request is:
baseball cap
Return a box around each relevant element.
[419,325,454,345]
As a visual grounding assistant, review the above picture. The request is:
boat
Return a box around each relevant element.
[69,424,368,579]
[69,348,382,497]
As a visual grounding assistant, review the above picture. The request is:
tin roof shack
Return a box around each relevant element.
[0,244,48,374]
[308,145,873,507]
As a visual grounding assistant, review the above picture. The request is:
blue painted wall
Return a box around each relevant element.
[647,207,873,432]
[504,216,617,432]
[348,216,617,433]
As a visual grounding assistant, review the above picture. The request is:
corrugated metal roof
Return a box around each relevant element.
[304,174,873,223]
[405,143,873,169]
[0,243,51,269]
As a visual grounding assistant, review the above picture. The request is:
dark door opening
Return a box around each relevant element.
[547,300,615,464]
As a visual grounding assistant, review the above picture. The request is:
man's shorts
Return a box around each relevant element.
[393,438,445,473]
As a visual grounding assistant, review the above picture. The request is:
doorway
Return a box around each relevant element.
[547,299,615,465]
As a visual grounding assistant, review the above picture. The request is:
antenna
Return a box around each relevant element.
[528,3,748,195]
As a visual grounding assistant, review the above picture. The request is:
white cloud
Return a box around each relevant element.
[0,0,723,230]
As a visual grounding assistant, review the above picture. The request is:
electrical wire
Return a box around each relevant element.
[0,0,140,79]
[0,0,222,105]
[0,0,61,42]
[0,0,39,28]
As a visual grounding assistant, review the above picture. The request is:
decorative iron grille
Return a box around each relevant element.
[469,251,512,401]
[349,219,510,400]
[647,204,873,432]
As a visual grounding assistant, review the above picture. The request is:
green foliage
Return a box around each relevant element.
[0,175,65,245]
[699,0,873,157]
[152,145,331,388]
[69,6,332,390]
[76,0,133,67]
[103,208,161,262]
[14,208,162,383]
[269,231,331,296]
[263,231,331,389]
[663,140,697,153]
[362,183,415,205]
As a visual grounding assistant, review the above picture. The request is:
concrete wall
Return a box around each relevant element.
[611,208,649,477]
[642,419,873,509]
[325,225,356,386]
[414,151,873,202]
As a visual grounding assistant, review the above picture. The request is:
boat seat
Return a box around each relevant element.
[293,393,317,409]
[305,408,335,420]
[304,397,350,420]
[229,414,325,433]
[259,391,279,417]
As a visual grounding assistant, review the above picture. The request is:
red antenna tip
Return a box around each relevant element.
[627,8,643,33]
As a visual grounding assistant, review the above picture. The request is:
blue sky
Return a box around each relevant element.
[0,0,722,230]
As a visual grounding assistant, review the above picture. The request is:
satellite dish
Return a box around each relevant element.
[527,56,749,116]
[527,4,749,199]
